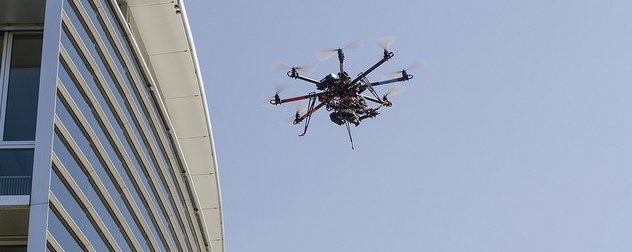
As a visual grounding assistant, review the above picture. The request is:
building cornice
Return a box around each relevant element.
[112,0,224,251]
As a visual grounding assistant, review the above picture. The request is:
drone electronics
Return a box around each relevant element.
[269,37,420,149]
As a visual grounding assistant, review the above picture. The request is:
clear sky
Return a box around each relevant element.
[185,1,632,251]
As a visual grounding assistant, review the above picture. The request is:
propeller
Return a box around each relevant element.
[270,60,317,75]
[264,83,290,106]
[282,101,309,124]
[382,84,406,106]
[377,36,396,50]
[385,84,406,98]
[315,39,363,61]
[296,101,308,114]
[382,60,425,80]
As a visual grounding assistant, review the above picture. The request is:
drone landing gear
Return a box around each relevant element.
[298,93,317,136]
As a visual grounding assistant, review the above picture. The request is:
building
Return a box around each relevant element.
[0,0,223,251]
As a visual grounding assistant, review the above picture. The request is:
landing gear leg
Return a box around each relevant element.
[299,93,317,136]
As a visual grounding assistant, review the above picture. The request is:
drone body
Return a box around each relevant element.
[270,38,418,148]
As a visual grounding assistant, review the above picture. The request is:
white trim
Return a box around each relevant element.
[0,143,35,149]
[0,32,5,96]
[0,195,29,205]
[179,3,225,247]
[0,31,7,108]
[0,31,11,141]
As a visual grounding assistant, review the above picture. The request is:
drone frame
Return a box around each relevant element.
[270,40,415,148]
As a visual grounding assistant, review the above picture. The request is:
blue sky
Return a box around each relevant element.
[186,1,632,251]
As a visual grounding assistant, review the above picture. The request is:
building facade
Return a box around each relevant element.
[0,0,223,251]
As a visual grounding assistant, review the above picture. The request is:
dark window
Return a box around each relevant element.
[0,149,34,195]
[3,34,42,141]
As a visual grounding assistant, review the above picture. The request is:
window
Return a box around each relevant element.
[1,33,42,141]
[0,31,43,195]
[0,149,34,195]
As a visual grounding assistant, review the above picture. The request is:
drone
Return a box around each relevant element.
[269,37,421,149]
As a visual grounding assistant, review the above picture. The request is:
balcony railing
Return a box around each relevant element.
[0,176,32,195]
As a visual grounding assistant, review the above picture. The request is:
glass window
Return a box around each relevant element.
[3,34,43,141]
[0,148,34,195]
[0,149,34,176]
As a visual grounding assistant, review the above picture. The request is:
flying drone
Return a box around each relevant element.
[269,37,421,149]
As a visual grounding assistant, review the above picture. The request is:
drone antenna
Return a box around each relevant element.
[345,122,355,150]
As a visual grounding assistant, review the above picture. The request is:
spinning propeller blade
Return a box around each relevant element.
[270,60,291,70]
[315,39,363,61]
[381,84,405,107]
[281,117,296,124]
[281,101,308,124]
[385,84,406,97]
[377,36,396,50]
[315,50,337,61]
[263,83,290,106]
[382,60,425,79]
[297,102,308,114]
[275,82,290,94]
[407,61,426,71]
[344,39,364,50]
[270,60,317,75]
